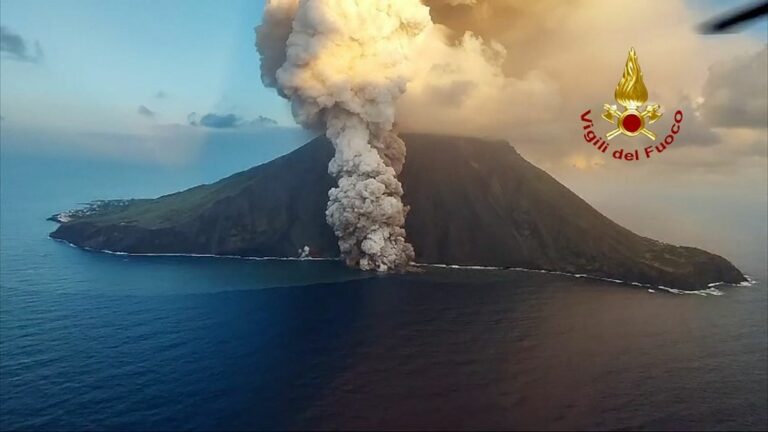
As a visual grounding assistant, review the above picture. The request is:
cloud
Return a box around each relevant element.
[428,0,478,5]
[395,0,765,173]
[137,105,156,118]
[188,112,278,129]
[251,115,278,127]
[0,26,43,63]
[250,0,764,182]
[699,45,768,129]
[199,113,240,128]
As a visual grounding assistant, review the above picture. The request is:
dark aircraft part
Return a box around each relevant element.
[700,1,768,33]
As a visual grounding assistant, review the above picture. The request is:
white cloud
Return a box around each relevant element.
[397,0,766,173]
[700,45,768,129]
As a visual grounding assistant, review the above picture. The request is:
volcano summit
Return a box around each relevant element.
[49,133,745,291]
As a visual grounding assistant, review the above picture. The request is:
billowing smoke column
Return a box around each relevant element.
[256,0,430,271]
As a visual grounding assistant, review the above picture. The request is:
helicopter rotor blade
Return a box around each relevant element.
[699,1,768,34]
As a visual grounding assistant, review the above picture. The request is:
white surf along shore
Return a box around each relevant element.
[51,238,757,296]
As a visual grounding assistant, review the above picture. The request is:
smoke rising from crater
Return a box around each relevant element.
[256,0,430,271]
[255,0,766,272]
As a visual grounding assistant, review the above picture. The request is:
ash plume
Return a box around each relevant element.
[255,0,431,271]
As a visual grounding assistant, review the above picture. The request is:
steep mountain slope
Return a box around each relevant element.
[50,133,744,290]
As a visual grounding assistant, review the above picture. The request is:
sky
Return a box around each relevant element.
[0,0,764,132]
[0,0,295,131]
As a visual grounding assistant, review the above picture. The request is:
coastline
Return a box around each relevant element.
[50,237,757,296]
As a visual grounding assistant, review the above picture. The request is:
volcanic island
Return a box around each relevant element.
[49,133,745,291]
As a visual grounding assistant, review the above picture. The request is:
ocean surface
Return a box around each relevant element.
[1,135,767,430]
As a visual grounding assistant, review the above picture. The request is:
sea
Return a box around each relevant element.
[1,129,767,431]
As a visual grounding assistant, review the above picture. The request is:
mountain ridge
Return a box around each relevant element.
[49,133,745,290]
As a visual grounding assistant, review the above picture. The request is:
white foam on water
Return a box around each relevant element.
[50,238,755,296]
[654,285,724,296]
[50,238,339,262]
[741,275,759,286]
[706,275,758,288]
[420,263,506,271]
[414,262,739,296]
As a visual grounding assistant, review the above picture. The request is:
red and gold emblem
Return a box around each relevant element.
[602,48,662,140]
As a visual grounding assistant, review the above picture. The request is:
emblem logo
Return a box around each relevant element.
[601,48,662,140]
[579,48,684,162]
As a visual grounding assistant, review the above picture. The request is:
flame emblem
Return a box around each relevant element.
[602,48,662,140]
[615,48,648,109]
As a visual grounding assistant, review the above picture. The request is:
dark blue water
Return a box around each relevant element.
[1,136,767,430]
